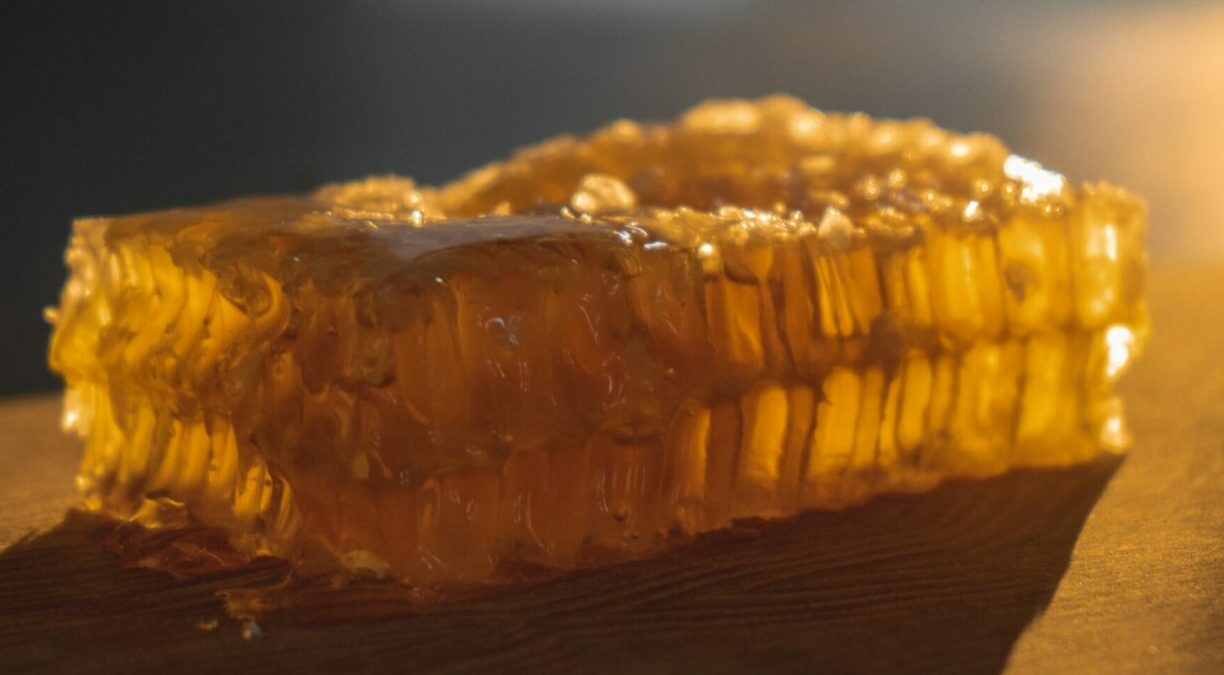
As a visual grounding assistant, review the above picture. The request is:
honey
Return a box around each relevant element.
[48,96,1148,584]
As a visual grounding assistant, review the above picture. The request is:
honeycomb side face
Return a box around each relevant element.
[48,98,1148,584]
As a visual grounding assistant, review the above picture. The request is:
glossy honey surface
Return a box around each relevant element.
[48,96,1147,583]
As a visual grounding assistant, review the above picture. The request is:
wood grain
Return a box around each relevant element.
[1,264,1222,674]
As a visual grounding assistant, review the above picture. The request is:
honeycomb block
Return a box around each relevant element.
[48,96,1148,584]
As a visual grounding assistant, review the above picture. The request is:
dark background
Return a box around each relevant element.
[4,0,1218,396]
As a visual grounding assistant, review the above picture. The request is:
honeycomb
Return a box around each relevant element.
[48,96,1147,584]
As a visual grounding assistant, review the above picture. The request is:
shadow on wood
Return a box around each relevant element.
[0,457,1120,674]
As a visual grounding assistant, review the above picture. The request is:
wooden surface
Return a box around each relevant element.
[1,264,1222,674]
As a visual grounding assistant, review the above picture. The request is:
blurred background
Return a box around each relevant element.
[3,0,1221,396]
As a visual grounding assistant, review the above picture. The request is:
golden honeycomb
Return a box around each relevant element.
[48,96,1148,584]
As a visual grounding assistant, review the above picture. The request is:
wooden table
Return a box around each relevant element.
[2,264,1221,674]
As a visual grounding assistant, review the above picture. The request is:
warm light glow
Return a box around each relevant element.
[1099,412,1131,451]
[1028,3,1224,259]
[1105,325,1136,379]
[1086,222,1121,262]
[61,407,79,431]
[1003,155,1068,203]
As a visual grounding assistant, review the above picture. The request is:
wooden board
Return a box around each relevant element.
[1,264,1221,674]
